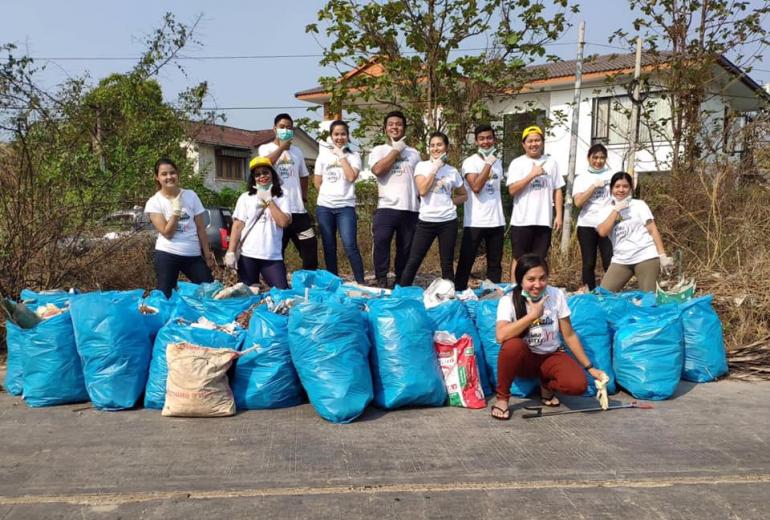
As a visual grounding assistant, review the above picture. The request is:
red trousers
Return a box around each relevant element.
[496,337,588,399]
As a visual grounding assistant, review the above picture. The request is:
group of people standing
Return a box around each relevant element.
[145,111,672,300]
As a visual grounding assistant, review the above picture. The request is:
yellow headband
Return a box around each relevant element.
[521,125,544,141]
[249,156,273,171]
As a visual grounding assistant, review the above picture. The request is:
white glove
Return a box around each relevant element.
[257,189,272,206]
[595,373,610,411]
[484,154,497,166]
[431,156,444,170]
[331,146,346,159]
[391,138,407,153]
[170,193,183,217]
[659,254,674,270]
[593,178,605,189]
[614,198,630,212]
[224,252,237,269]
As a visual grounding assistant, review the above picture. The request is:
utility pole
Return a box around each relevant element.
[560,20,585,255]
[627,36,643,188]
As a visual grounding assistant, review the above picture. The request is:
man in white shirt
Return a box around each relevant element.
[257,113,318,270]
[368,111,421,287]
[455,124,505,290]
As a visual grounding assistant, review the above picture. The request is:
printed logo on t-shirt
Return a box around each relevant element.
[590,184,609,203]
[326,163,342,183]
[525,315,555,347]
[432,177,450,195]
[277,153,294,180]
[390,158,407,177]
[530,177,548,190]
[485,172,499,195]
[176,210,191,232]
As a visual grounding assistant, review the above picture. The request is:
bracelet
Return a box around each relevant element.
[584,363,593,371]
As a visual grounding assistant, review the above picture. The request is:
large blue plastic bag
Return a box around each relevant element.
[613,305,683,400]
[428,300,492,398]
[367,298,446,409]
[3,322,26,395]
[567,294,616,396]
[288,300,373,423]
[140,290,178,343]
[473,299,539,397]
[70,290,152,410]
[291,269,342,294]
[594,288,655,331]
[231,308,304,410]
[19,289,74,308]
[144,320,245,409]
[679,296,728,382]
[391,285,424,301]
[20,311,89,407]
[174,293,258,324]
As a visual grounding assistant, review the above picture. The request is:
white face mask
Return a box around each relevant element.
[478,147,496,157]
[256,183,272,192]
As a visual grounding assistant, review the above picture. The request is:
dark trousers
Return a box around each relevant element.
[510,225,552,261]
[154,250,213,298]
[282,212,318,270]
[316,205,365,283]
[496,338,587,400]
[454,226,504,291]
[372,208,419,284]
[577,226,613,290]
[237,255,288,289]
[400,219,458,286]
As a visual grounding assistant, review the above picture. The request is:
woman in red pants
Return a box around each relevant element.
[491,253,608,420]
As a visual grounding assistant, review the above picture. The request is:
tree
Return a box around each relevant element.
[307,0,578,156]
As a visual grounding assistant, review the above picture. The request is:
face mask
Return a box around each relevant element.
[478,147,496,157]
[522,289,544,303]
[439,154,448,163]
[613,195,631,204]
[256,183,273,192]
[588,165,609,174]
[276,128,294,141]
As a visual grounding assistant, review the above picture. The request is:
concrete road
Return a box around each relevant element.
[0,379,768,519]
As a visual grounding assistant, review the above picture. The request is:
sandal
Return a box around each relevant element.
[491,405,512,421]
[540,388,561,407]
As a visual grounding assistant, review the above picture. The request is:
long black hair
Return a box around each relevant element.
[511,253,550,335]
[247,165,283,199]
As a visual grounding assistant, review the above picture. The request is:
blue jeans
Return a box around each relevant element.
[316,205,365,283]
[154,250,213,298]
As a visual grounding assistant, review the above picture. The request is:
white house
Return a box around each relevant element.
[295,52,769,175]
[183,122,319,192]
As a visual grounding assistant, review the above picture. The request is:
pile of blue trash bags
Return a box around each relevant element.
[2,271,728,423]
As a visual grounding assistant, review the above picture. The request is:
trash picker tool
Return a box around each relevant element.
[522,401,654,419]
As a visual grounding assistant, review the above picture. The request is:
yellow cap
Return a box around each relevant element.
[521,125,543,141]
[249,156,273,170]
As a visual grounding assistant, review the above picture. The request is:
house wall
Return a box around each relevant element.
[183,141,246,193]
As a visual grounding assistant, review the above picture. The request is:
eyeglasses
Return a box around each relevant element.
[255,170,272,177]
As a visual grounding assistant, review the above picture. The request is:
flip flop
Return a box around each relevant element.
[540,389,561,407]
[491,405,512,421]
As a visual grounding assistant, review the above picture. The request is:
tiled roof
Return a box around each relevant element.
[185,122,274,149]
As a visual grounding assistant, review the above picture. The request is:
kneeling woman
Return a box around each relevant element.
[492,254,607,420]
[400,132,467,286]
[224,157,292,289]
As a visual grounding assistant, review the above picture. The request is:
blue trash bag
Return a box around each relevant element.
[144,319,245,409]
[679,295,728,383]
[473,299,539,397]
[427,299,493,398]
[19,289,75,308]
[613,305,684,400]
[391,285,424,301]
[20,311,89,407]
[140,290,179,343]
[176,281,200,297]
[70,290,152,410]
[288,300,373,423]
[567,294,616,396]
[290,269,342,293]
[594,288,656,332]
[194,281,225,299]
[231,308,304,410]
[3,321,26,395]
[367,298,447,409]
[174,293,258,324]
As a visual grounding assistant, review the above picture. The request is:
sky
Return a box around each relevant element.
[2,0,768,131]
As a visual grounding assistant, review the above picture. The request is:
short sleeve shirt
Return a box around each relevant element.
[506,154,565,227]
[144,189,205,256]
[572,168,614,228]
[232,192,291,261]
[368,144,421,212]
[315,148,362,208]
[599,199,659,265]
[414,161,464,222]
[496,286,571,355]
[460,154,505,228]
[257,142,308,214]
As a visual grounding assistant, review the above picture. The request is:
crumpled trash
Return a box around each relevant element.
[455,288,478,302]
[595,373,610,410]
[35,304,66,320]
[1,299,42,329]
[423,279,456,309]
[477,279,505,300]
[189,316,240,335]
[213,283,259,300]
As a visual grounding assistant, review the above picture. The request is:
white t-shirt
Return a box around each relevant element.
[257,142,309,214]
[314,148,362,208]
[232,192,291,261]
[496,286,570,355]
[599,199,659,265]
[144,189,205,257]
[573,168,614,228]
[506,154,565,227]
[460,154,505,228]
[368,144,421,212]
[414,161,464,222]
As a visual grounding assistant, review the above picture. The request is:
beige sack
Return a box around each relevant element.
[162,342,238,417]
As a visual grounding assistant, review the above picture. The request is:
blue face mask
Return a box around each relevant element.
[256,183,272,192]
[588,165,609,174]
[522,289,544,303]
[439,154,448,163]
[276,128,294,141]
[478,147,496,157]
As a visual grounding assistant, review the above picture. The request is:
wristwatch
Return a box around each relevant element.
[584,363,594,371]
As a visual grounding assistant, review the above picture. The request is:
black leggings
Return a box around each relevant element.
[154,250,213,298]
[282,212,318,270]
[577,226,613,289]
[400,219,458,286]
[454,226,504,291]
[510,225,552,261]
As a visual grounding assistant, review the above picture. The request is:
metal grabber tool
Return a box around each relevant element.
[522,401,654,419]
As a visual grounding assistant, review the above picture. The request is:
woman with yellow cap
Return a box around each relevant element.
[506,125,564,277]
[224,156,292,289]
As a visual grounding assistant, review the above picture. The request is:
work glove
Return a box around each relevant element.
[594,372,610,411]
[391,138,407,153]
[170,193,183,217]
[530,162,546,178]
[593,178,606,189]
[331,146,346,159]
[224,252,237,269]
[613,198,631,212]
[257,189,273,207]
[484,153,497,166]
[659,254,674,272]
